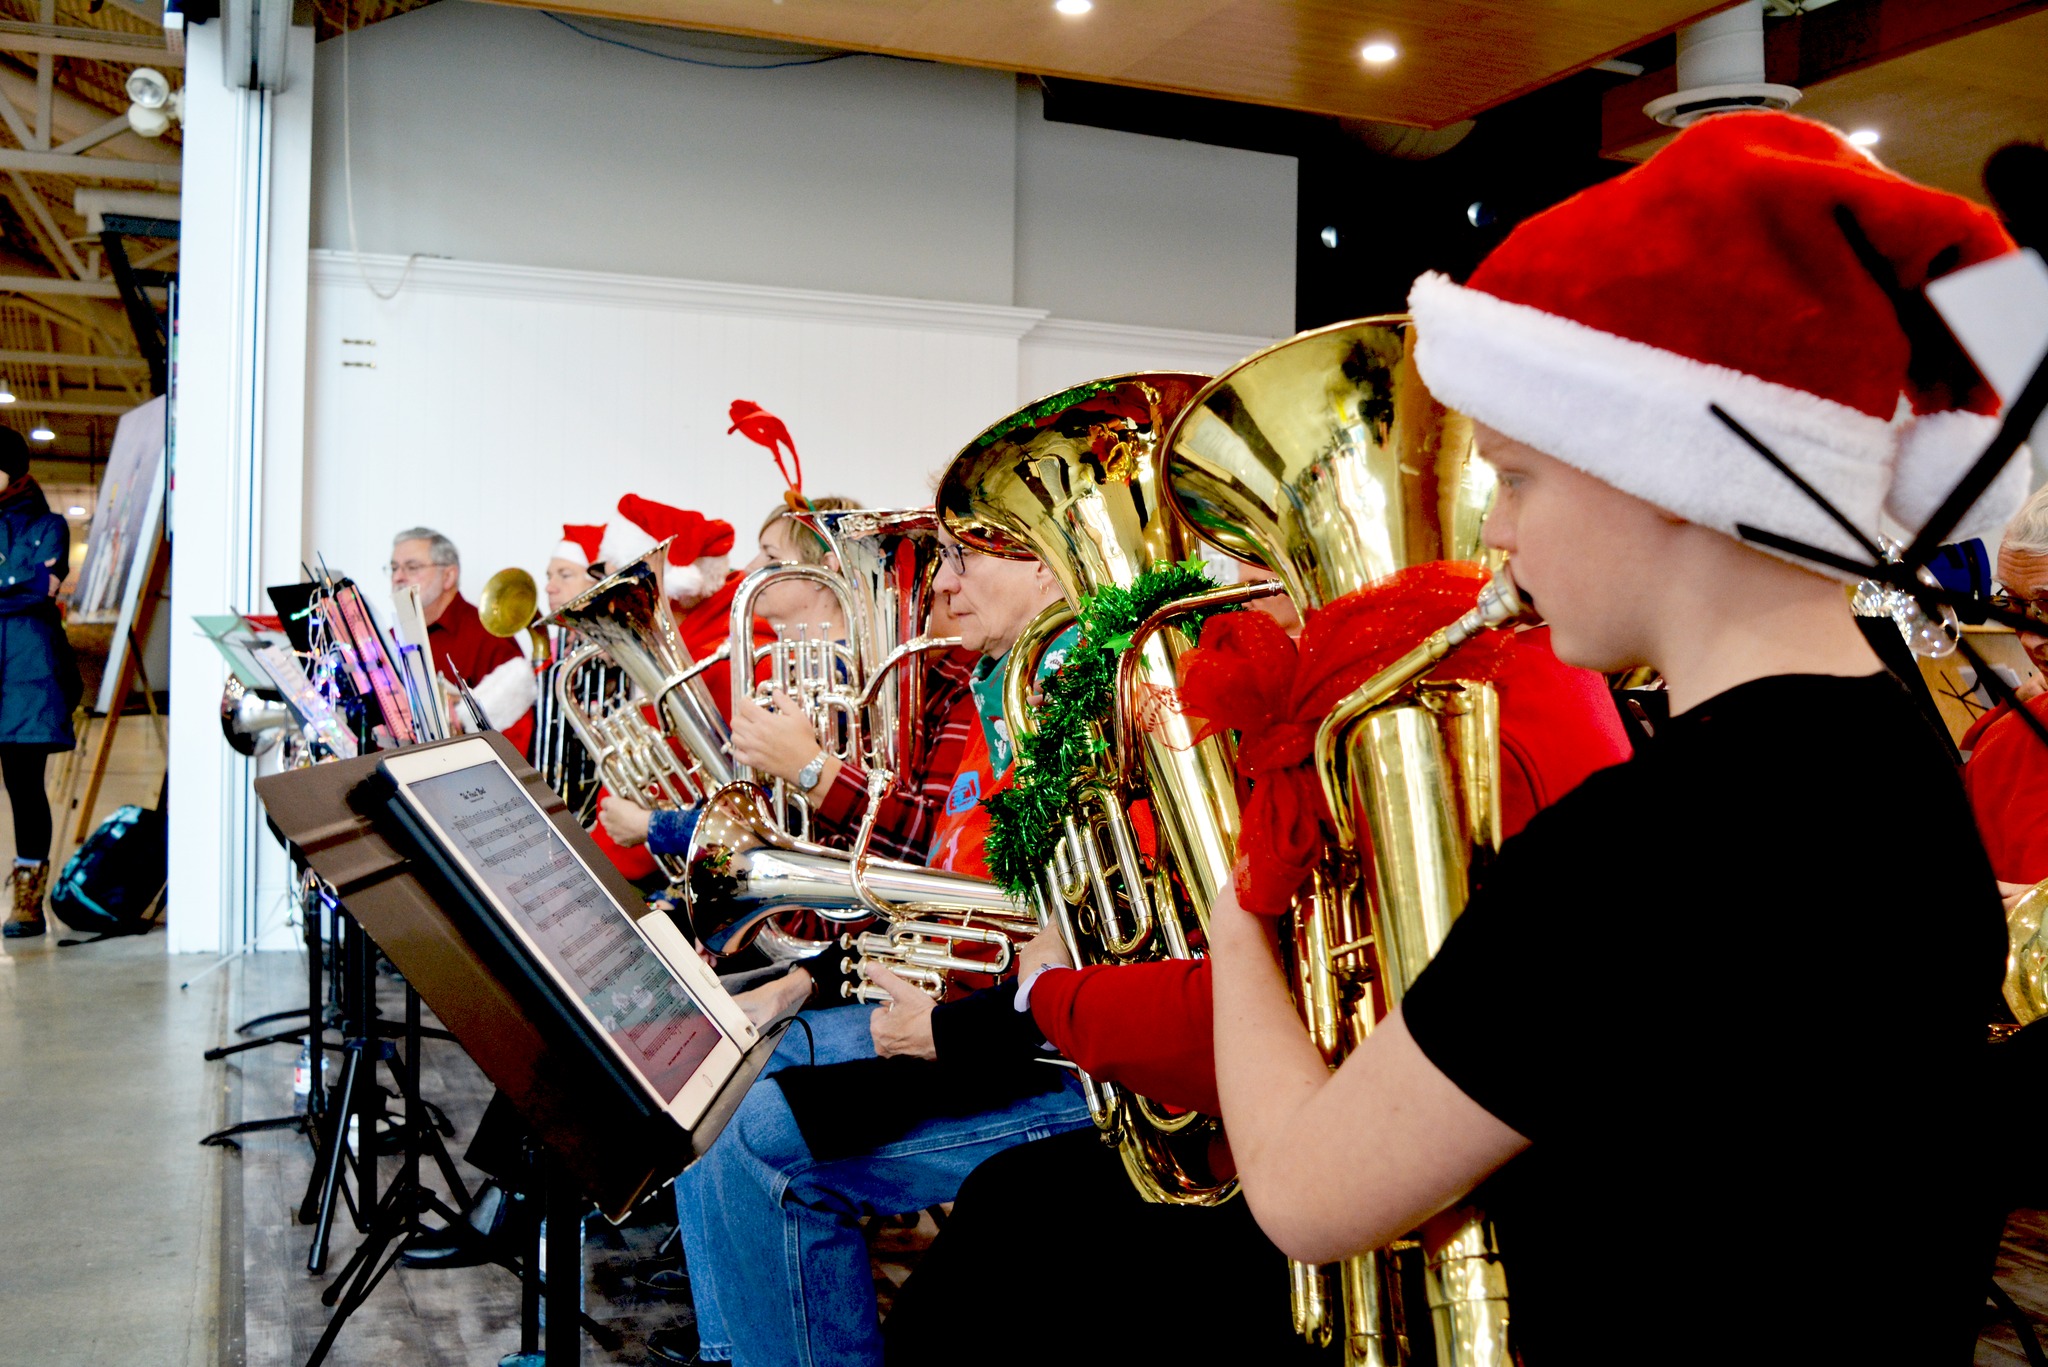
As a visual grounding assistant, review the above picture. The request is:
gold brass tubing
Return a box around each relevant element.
[1112,579,1288,779]
[1340,1252,1403,1367]
[1422,1209,1509,1367]
[1091,789,1153,956]
[1292,868,1346,1066]
[1002,602,1078,743]
[1291,1259,1337,1348]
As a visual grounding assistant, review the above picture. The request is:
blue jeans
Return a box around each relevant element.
[675,1001,1091,1366]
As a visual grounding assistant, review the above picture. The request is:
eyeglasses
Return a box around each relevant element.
[937,542,972,576]
[1987,593,2048,629]
[385,560,443,577]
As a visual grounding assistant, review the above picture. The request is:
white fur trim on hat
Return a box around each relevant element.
[552,541,590,567]
[465,656,537,733]
[1886,408,2029,547]
[599,524,653,574]
[664,561,707,603]
[1409,271,2018,567]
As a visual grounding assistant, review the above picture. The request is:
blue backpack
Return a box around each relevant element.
[52,804,167,935]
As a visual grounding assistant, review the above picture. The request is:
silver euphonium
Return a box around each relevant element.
[539,538,736,884]
[694,507,1034,998]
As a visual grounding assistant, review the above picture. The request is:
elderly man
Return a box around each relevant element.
[647,526,1092,1367]
[1965,484,2048,888]
[388,526,535,755]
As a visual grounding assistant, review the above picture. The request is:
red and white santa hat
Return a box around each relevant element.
[552,523,605,569]
[601,495,737,601]
[1409,111,2024,564]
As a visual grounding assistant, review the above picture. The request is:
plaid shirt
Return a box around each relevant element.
[812,646,982,863]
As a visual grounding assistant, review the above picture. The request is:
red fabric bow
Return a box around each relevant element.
[728,400,803,496]
[1176,562,1511,915]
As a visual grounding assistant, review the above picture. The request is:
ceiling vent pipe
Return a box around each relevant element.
[1643,1,1801,128]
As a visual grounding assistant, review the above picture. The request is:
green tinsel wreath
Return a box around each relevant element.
[983,557,1234,897]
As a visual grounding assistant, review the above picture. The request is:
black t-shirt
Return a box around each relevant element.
[1401,672,2006,1365]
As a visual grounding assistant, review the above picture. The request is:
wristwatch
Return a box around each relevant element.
[795,752,828,793]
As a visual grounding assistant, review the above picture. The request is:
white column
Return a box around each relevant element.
[167,20,314,955]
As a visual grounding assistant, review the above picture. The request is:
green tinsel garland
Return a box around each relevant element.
[983,557,1232,897]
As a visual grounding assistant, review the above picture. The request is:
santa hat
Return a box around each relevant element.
[602,495,737,600]
[552,523,605,569]
[1409,111,2024,565]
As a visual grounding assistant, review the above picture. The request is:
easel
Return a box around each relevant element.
[57,527,168,854]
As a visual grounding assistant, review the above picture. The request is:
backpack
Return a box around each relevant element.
[52,804,166,935]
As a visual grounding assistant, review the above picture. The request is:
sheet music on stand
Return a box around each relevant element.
[386,584,448,741]
[251,643,357,760]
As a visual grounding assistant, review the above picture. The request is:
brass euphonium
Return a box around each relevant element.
[697,507,1031,993]
[539,538,736,884]
[936,371,1249,1206]
[1162,317,1516,1367]
[683,781,1036,999]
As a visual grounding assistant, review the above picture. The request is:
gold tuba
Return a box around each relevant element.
[936,371,1249,1205]
[1162,317,1515,1367]
[539,539,736,884]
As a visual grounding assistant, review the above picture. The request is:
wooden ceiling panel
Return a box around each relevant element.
[485,0,1729,127]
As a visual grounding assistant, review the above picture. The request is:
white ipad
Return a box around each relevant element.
[376,737,758,1131]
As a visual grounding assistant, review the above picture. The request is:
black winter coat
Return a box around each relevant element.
[0,479,76,750]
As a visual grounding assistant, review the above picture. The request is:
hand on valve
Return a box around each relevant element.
[864,964,938,1061]
[730,691,840,790]
[598,795,653,848]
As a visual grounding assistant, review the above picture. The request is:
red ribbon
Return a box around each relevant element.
[1176,562,1511,915]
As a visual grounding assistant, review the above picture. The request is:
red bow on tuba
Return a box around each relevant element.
[1176,562,1512,916]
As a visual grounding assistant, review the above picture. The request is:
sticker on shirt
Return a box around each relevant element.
[947,768,982,815]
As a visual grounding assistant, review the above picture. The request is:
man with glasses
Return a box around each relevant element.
[388,526,536,755]
[646,524,1092,1367]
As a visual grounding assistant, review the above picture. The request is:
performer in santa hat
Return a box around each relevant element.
[1195,113,2018,1365]
[544,521,605,614]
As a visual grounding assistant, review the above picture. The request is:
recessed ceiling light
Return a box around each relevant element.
[67,505,84,516]
[30,425,54,442]
[1319,226,1340,249]
[1054,0,1092,14]
[1847,128,1880,147]
[1360,41,1398,65]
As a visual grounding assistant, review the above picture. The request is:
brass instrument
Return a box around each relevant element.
[540,539,736,884]
[2007,880,2048,1025]
[937,371,1247,1205]
[1162,316,1513,1366]
[478,566,551,668]
[708,506,1007,989]
[726,508,957,839]
[683,781,1036,1000]
[480,566,606,808]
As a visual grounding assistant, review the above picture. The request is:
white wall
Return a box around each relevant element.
[299,0,1294,600]
[1013,84,1295,337]
[304,253,1273,603]
[311,3,1020,305]
[309,1,1294,332]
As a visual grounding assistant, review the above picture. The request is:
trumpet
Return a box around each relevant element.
[1162,316,1516,1367]
[937,371,1247,1205]
[540,539,736,884]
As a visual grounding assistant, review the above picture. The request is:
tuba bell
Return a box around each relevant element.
[1162,316,1515,1367]
[539,538,736,884]
[936,371,1248,1205]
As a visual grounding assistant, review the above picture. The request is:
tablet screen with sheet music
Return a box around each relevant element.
[381,743,749,1114]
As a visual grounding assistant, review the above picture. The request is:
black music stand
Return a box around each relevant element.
[257,733,782,1365]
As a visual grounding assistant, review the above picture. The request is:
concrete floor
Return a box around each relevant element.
[0,712,209,1367]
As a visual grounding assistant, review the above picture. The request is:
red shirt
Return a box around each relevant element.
[1029,626,1632,1114]
[427,592,533,756]
[1963,692,2048,883]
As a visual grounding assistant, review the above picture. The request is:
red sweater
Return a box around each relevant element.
[1029,626,1632,1114]
[1964,692,2048,883]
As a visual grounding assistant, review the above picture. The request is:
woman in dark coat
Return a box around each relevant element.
[0,427,75,939]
